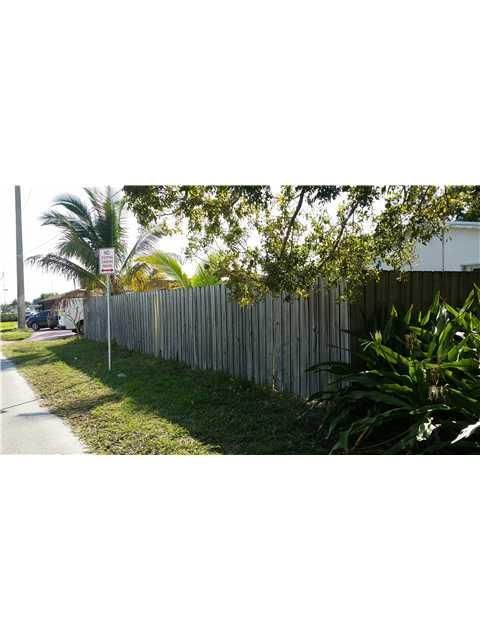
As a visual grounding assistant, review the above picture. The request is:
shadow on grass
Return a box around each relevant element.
[7,337,325,454]
[48,391,124,416]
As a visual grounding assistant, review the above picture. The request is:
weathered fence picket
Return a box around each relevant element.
[84,281,349,398]
[349,271,480,359]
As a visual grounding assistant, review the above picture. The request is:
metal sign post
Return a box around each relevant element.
[106,274,111,370]
[99,248,115,371]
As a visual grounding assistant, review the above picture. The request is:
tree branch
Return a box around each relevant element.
[278,187,307,258]
[317,201,359,270]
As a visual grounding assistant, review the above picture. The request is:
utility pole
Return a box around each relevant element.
[15,186,26,328]
[0,272,8,306]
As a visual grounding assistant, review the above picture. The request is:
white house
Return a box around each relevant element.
[410,221,480,271]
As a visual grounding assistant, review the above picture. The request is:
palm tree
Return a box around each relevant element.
[139,251,222,288]
[28,187,162,293]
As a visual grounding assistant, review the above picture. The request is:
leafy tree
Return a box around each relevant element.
[28,187,162,294]
[445,186,480,221]
[2,298,16,311]
[36,292,59,300]
[0,298,30,313]
[140,251,222,288]
[124,185,467,303]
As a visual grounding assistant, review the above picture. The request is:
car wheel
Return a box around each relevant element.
[32,322,39,331]
[76,320,84,336]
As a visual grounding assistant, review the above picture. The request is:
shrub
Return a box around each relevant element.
[0,312,17,322]
[309,287,480,454]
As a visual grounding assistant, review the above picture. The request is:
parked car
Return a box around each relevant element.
[26,310,58,331]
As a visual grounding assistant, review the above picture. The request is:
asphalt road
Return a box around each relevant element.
[0,354,85,454]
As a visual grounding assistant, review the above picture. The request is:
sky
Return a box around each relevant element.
[0,186,185,305]
[0,185,425,306]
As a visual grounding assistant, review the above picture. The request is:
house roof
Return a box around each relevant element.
[56,289,89,300]
[448,221,480,230]
[33,289,89,306]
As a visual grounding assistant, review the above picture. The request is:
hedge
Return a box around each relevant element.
[0,312,18,322]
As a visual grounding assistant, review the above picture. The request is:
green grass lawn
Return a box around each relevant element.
[3,337,324,454]
[0,320,31,341]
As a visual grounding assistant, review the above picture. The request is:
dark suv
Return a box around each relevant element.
[26,310,58,331]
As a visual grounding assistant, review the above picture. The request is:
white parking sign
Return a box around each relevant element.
[99,248,115,274]
[99,248,115,371]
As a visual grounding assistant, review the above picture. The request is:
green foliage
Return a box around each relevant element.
[139,251,222,288]
[190,263,222,287]
[36,292,59,300]
[1,312,17,322]
[27,187,163,294]
[123,185,272,231]
[1,299,17,314]
[123,185,469,304]
[309,288,480,454]
[445,186,480,221]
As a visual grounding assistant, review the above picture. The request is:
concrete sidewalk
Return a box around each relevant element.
[0,354,85,454]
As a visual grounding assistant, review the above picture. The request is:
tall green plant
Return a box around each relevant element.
[28,187,162,293]
[309,288,480,454]
[139,251,222,288]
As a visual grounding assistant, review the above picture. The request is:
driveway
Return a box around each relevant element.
[0,355,85,454]
[28,328,77,342]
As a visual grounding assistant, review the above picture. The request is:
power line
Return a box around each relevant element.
[22,188,32,208]
[24,234,59,255]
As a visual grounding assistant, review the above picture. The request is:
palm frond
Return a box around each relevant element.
[120,225,164,272]
[43,193,101,247]
[119,262,167,292]
[83,188,106,217]
[89,187,128,261]
[31,188,161,291]
[190,264,221,287]
[27,254,102,290]
[45,193,90,221]
[41,211,98,271]
[140,251,192,288]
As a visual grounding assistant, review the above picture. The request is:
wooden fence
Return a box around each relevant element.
[85,271,479,398]
[350,271,480,335]
[348,271,480,361]
[85,282,350,398]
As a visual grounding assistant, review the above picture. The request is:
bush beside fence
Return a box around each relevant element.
[349,271,480,360]
[0,312,18,322]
